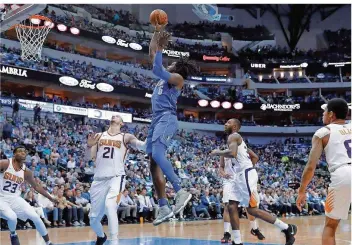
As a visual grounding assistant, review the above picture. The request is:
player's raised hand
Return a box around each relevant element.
[155,23,167,32]
[87,133,100,147]
[157,31,171,50]
[296,190,306,212]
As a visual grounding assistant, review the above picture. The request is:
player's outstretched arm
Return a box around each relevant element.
[0,159,9,173]
[24,169,56,203]
[124,133,146,152]
[210,134,240,158]
[149,24,166,62]
[152,32,184,87]
[296,135,323,210]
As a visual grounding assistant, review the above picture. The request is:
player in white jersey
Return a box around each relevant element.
[0,146,56,245]
[211,119,297,245]
[297,98,351,245]
[220,153,265,243]
[85,115,146,245]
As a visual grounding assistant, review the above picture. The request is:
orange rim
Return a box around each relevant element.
[12,15,53,30]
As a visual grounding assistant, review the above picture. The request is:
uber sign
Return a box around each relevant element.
[250,63,266,69]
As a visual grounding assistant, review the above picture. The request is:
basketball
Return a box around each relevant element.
[150,9,168,26]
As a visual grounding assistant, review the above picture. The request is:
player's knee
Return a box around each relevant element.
[6,211,17,222]
[325,217,339,231]
[89,216,99,225]
[28,211,41,222]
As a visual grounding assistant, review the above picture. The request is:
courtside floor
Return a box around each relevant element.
[0,216,350,245]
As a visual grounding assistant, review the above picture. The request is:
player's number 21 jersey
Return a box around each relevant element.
[94,132,128,179]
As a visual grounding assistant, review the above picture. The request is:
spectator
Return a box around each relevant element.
[12,99,19,122]
[118,189,138,223]
[137,188,153,222]
[33,103,41,124]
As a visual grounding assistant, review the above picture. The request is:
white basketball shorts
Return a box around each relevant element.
[89,175,126,219]
[0,195,37,221]
[325,165,351,220]
[228,167,260,208]
[222,181,233,203]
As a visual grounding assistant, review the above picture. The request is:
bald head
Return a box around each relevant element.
[224,118,241,134]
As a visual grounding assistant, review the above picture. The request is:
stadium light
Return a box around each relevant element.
[210,100,220,108]
[233,102,243,110]
[70,27,80,35]
[221,101,231,109]
[198,99,208,107]
[57,24,67,32]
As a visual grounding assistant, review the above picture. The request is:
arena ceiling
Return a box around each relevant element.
[218,4,348,52]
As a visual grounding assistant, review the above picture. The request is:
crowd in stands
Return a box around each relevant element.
[40,8,231,57]
[325,29,351,54]
[0,45,197,99]
[238,41,350,64]
[0,109,330,229]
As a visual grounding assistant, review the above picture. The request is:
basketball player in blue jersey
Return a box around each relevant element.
[147,24,198,226]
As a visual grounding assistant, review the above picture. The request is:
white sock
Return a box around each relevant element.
[224,222,231,233]
[274,218,289,230]
[10,231,17,237]
[250,220,258,230]
[232,230,242,244]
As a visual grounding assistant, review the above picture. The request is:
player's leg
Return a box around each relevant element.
[244,169,296,245]
[245,209,265,240]
[151,138,192,214]
[12,197,52,245]
[0,199,20,245]
[149,155,174,226]
[227,200,242,245]
[221,203,232,243]
[323,166,351,245]
[89,180,110,244]
[105,175,126,241]
[322,217,340,245]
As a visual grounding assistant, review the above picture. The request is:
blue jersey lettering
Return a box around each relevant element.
[152,80,181,115]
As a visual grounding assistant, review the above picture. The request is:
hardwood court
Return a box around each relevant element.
[0,216,350,245]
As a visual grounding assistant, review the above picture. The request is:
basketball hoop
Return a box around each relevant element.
[13,15,53,62]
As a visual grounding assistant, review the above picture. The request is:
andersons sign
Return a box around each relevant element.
[59,76,114,92]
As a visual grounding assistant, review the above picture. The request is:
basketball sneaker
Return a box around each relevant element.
[251,228,265,240]
[95,233,107,245]
[221,232,231,243]
[282,224,297,245]
[174,189,192,215]
[10,234,20,245]
[231,242,243,245]
[153,205,174,226]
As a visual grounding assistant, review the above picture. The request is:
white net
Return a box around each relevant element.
[14,15,52,62]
